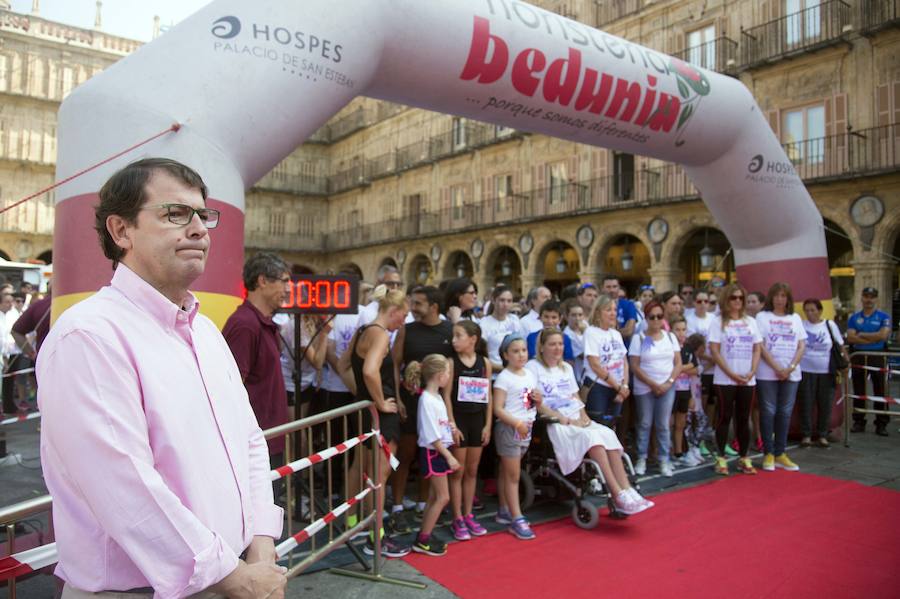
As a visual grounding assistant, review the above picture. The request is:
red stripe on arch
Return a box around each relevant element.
[52,193,244,297]
[736,257,831,299]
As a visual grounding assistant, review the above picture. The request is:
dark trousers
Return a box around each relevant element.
[715,385,753,457]
[799,371,836,438]
[851,354,888,426]
[2,354,30,414]
[585,383,623,423]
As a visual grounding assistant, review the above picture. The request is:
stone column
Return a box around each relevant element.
[646,265,684,294]
[577,268,602,286]
[851,258,894,313]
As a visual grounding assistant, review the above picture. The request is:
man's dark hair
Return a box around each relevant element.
[12,292,26,301]
[95,158,208,268]
[413,285,443,309]
[243,252,290,292]
[539,300,561,316]
[601,274,619,285]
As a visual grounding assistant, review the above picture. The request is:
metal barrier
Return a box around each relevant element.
[1,399,424,593]
[843,350,899,447]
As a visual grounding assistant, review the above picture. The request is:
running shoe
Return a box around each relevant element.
[634,458,647,476]
[761,454,775,472]
[737,457,756,475]
[816,437,830,448]
[363,535,411,558]
[714,457,729,476]
[509,517,536,540]
[774,454,799,471]
[626,488,654,509]
[450,517,471,541]
[614,491,647,515]
[495,506,513,525]
[800,437,812,448]
[660,460,674,477]
[472,495,485,511]
[412,534,448,556]
[387,509,412,535]
[724,443,739,457]
[699,441,711,458]
[401,497,417,510]
[464,513,487,536]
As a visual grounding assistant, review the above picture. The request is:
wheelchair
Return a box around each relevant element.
[518,413,640,529]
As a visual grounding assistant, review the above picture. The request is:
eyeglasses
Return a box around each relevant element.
[142,203,220,228]
[463,289,477,295]
[729,294,744,301]
[384,281,403,289]
[269,275,291,284]
[695,299,709,304]
[681,290,694,296]
[647,314,665,321]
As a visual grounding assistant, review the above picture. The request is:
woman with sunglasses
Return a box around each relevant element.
[444,278,479,324]
[628,301,682,477]
[707,283,762,475]
[583,295,630,425]
[755,282,807,472]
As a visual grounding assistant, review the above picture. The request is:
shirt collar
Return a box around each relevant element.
[241,299,278,330]
[111,264,200,329]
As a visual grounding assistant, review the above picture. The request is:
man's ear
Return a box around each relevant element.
[106,215,133,251]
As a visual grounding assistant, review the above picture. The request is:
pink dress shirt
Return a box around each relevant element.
[37,265,283,598]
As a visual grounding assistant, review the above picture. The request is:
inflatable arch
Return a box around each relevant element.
[52,0,831,326]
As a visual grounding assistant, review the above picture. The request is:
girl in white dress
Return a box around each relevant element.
[527,328,653,516]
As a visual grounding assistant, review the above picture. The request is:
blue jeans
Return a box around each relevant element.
[585,382,622,425]
[757,379,800,456]
[634,387,676,461]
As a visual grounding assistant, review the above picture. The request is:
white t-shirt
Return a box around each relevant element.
[800,320,844,374]
[0,307,21,358]
[321,311,361,392]
[493,367,538,441]
[520,310,543,335]
[582,326,627,387]
[707,315,763,386]
[525,360,581,419]
[480,314,524,366]
[564,325,586,382]
[686,311,715,372]
[756,312,807,382]
[628,332,680,396]
[417,390,454,449]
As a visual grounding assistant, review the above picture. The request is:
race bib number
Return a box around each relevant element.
[458,376,489,403]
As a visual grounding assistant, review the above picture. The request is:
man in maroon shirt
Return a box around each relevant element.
[12,286,52,360]
[223,253,292,463]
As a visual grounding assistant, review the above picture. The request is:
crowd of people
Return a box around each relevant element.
[259,262,893,559]
[0,278,51,418]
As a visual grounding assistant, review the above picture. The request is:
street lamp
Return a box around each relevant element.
[418,263,429,283]
[699,228,715,271]
[555,244,567,274]
[621,245,634,272]
[501,247,512,277]
[456,260,467,278]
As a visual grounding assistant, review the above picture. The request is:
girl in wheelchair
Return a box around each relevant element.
[526,328,654,516]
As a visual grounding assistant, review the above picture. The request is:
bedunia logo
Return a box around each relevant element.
[212,16,241,39]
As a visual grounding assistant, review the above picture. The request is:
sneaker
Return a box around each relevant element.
[737,457,756,475]
[364,535,411,558]
[774,454,799,471]
[689,448,704,465]
[626,488,654,509]
[401,497,417,510]
[614,491,648,515]
[412,534,448,556]
[762,453,775,472]
[816,437,830,448]
[714,457,729,476]
[450,517,471,541]
[875,424,889,437]
[387,510,412,535]
[699,441,711,458]
[495,506,513,525]
[724,444,739,457]
[800,437,812,448]
[660,461,674,477]
[634,458,647,476]
[472,495,485,511]
[413,503,425,522]
[509,517,536,540]
[463,514,487,536]
[851,421,865,433]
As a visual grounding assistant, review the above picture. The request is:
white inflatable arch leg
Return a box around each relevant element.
[53,0,829,325]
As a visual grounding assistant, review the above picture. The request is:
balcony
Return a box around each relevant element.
[672,36,739,76]
[328,160,370,193]
[594,0,644,27]
[739,0,851,70]
[782,123,900,182]
[859,0,900,34]
[245,229,324,252]
[254,166,328,196]
[327,107,370,142]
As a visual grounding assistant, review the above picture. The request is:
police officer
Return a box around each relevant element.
[846,287,892,436]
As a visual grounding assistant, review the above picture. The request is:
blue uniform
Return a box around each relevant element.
[617,298,638,346]
[526,330,574,361]
[847,309,890,351]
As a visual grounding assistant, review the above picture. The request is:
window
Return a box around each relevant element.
[548,162,568,204]
[452,118,467,150]
[782,104,825,163]
[613,152,634,201]
[269,211,286,236]
[495,174,514,212]
[495,124,515,138]
[686,25,716,69]
[403,193,422,218]
[785,0,821,46]
[450,185,466,220]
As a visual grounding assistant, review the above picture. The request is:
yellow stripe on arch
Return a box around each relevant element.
[52,291,243,330]
[794,299,835,320]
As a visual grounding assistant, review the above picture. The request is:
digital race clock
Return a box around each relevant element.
[280,274,360,314]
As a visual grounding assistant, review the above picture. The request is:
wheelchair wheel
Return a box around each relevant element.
[572,501,599,529]
[519,469,535,511]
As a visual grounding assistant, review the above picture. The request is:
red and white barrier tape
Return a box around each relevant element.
[847,393,900,406]
[0,542,57,582]
[275,475,377,558]
[849,363,900,376]
[1,367,35,379]
[270,432,374,481]
[1,411,40,427]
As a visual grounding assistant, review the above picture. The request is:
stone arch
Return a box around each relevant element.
[485,245,522,296]
[442,250,474,280]
[407,254,434,286]
[0,248,13,262]
[595,232,652,296]
[291,263,316,275]
[535,238,580,297]
[379,256,398,270]
[36,249,53,264]
[673,226,735,288]
[338,262,364,280]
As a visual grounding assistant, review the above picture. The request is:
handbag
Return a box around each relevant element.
[826,320,848,373]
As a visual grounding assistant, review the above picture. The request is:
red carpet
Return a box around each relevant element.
[405,472,900,598]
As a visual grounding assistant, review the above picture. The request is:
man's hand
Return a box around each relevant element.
[210,560,287,599]
[245,536,278,565]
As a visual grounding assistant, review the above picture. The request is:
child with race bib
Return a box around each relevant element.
[407,355,461,557]
[527,328,653,515]
[493,333,542,540]
[448,320,492,541]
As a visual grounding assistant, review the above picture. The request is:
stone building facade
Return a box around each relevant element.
[1,0,898,323]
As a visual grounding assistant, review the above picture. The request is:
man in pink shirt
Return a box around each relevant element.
[37,158,287,598]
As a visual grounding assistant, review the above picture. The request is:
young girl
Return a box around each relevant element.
[682,333,712,465]
[671,317,699,466]
[407,355,461,556]
[493,334,541,540]
[563,300,587,383]
[480,286,524,373]
[449,321,492,541]
[527,329,653,515]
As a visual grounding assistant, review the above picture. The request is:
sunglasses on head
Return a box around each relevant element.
[729,294,744,301]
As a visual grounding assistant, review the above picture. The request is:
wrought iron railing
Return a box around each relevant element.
[859,0,900,33]
[781,122,899,182]
[594,0,644,26]
[739,0,851,69]
[327,107,370,142]
[672,36,739,75]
